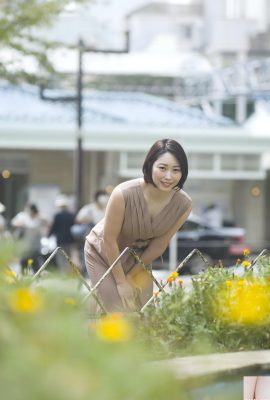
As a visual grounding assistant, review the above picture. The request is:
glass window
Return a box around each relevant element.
[189,153,213,170]
[126,152,145,169]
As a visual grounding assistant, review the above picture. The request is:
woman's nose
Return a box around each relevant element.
[164,170,173,179]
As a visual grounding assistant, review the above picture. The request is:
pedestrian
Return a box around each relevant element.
[75,189,110,227]
[11,203,48,272]
[48,195,75,272]
[203,203,223,228]
[73,189,110,274]
[84,138,192,312]
[0,202,6,235]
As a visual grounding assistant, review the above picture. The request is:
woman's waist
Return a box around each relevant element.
[118,238,151,251]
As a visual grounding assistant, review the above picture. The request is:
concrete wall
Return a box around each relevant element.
[232,180,265,247]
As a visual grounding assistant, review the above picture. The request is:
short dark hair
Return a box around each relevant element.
[142,139,188,190]
[28,203,39,214]
[94,189,108,202]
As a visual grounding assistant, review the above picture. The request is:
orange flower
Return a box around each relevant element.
[166,277,174,283]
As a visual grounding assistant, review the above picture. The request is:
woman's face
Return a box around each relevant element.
[151,152,182,191]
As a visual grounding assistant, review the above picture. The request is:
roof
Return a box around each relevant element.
[0,83,234,129]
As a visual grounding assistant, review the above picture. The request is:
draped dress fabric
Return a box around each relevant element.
[85,178,192,312]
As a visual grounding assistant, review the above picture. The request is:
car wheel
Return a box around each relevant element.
[187,253,213,275]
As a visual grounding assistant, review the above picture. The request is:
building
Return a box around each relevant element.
[0,83,269,249]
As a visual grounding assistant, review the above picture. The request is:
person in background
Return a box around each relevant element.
[84,139,192,313]
[75,189,110,226]
[0,202,6,234]
[74,189,110,274]
[203,203,223,228]
[48,195,75,272]
[11,203,48,272]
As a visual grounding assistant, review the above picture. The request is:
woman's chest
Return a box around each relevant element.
[143,196,172,219]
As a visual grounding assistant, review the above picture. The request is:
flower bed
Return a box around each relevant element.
[2,240,270,399]
[139,250,270,358]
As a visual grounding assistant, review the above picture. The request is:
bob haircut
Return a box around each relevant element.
[142,138,188,190]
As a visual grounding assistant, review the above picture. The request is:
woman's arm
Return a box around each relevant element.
[103,188,135,308]
[135,205,192,267]
[244,376,257,400]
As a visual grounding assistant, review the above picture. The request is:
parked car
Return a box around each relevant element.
[153,214,247,274]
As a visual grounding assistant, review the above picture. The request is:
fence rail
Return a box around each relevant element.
[32,246,270,314]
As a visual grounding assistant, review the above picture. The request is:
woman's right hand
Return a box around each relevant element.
[116,281,136,310]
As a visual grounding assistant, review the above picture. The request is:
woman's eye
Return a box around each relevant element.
[159,167,165,171]
[174,169,181,173]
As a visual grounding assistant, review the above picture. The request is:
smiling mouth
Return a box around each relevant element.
[161,182,172,187]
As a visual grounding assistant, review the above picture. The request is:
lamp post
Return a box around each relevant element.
[74,39,83,212]
[40,29,129,212]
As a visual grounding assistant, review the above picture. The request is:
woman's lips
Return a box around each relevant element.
[161,182,172,187]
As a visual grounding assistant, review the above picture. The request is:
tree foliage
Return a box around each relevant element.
[0,0,86,83]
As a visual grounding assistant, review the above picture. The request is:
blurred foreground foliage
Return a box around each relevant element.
[0,240,187,400]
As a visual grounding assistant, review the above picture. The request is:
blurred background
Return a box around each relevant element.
[1,0,270,255]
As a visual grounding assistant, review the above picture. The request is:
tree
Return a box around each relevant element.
[0,0,86,83]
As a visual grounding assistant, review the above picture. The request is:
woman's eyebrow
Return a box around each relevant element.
[157,163,181,167]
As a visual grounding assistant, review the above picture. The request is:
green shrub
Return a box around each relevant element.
[140,256,270,357]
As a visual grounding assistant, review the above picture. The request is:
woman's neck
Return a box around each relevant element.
[141,179,174,202]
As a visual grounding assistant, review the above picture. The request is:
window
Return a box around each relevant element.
[189,153,213,170]
[226,0,243,19]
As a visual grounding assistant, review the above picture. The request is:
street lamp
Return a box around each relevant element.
[40,29,129,211]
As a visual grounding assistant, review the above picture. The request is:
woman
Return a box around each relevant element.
[84,139,192,312]
[244,376,270,400]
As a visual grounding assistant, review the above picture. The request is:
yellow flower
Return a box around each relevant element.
[236,258,241,265]
[27,259,33,267]
[237,280,245,286]
[154,291,159,297]
[170,271,179,280]
[216,280,270,325]
[4,269,17,284]
[64,297,77,306]
[243,248,250,257]
[226,280,233,287]
[177,279,183,285]
[241,260,251,268]
[95,313,132,342]
[8,288,44,314]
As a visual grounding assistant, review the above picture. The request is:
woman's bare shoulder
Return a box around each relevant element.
[115,178,141,192]
[178,189,192,203]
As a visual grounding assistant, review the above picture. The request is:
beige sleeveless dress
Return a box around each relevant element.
[85,178,192,312]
